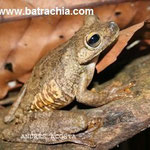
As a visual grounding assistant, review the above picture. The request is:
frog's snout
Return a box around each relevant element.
[108,21,119,33]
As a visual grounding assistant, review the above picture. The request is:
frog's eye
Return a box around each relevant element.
[86,33,101,48]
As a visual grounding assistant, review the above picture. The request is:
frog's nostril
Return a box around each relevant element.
[109,21,118,32]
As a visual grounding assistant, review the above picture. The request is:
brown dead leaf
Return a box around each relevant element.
[0,1,150,99]
[0,0,150,27]
[0,0,32,19]
[95,2,150,29]
[0,19,30,98]
[96,21,144,73]
[0,15,84,99]
[95,2,137,29]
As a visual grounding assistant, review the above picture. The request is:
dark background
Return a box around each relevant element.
[112,128,150,150]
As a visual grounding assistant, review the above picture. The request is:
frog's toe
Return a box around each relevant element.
[86,117,103,133]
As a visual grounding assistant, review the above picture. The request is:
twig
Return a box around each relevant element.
[0,96,16,105]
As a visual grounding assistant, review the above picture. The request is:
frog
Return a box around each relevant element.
[1,15,122,147]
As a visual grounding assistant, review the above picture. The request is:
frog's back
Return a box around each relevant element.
[20,43,83,112]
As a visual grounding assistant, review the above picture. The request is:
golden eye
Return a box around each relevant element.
[86,32,101,48]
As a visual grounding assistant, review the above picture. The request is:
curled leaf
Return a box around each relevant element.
[96,21,144,73]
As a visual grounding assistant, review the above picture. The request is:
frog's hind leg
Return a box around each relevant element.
[1,110,98,146]
[4,85,27,123]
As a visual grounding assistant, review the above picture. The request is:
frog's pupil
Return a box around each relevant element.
[87,34,100,46]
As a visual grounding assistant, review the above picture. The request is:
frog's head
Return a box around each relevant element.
[75,15,119,64]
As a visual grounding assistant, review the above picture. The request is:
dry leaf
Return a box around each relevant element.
[0,0,150,27]
[96,22,144,73]
[0,1,150,99]
[95,2,150,29]
[0,15,84,99]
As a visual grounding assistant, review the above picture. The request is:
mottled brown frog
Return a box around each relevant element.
[1,15,121,146]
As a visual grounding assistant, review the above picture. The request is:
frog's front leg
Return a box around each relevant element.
[76,73,134,107]
[1,110,97,147]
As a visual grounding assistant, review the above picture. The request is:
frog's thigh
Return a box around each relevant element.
[31,110,88,134]
[1,110,88,143]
